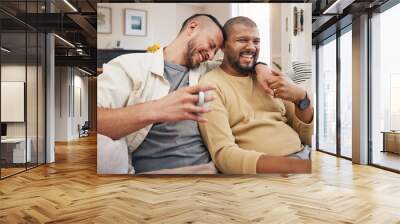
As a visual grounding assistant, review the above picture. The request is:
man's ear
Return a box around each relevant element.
[186,21,199,36]
[220,42,226,52]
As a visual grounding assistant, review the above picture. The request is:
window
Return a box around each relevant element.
[339,28,352,158]
[371,2,400,171]
[0,1,47,179]
[316,25,353,159]
[317,37,337,155]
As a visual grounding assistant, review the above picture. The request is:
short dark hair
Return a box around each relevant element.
[180,13,224,37]
[223,16,257,43]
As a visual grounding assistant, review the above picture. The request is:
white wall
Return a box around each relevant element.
[1,65,26,139]
[1,65,36,138]
[98,3,204,50]
[97,3,312,73]
[97,3,233,50]
[55,67,89,141]
[203,3,231,24]
[72,74,89,138]
[55,67,69,141]
[270,4,282,68]
[290,4,312,64]
[272,3,312,73]
[176,4,204,32]
[1,64,46,163]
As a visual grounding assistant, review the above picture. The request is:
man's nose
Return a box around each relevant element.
[245,42,257,51]
[206,51,215,60]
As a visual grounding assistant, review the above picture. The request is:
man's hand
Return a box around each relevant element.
[98,84,215,140]
[255,64,306,103]
[254,63,313,124]
[153,84,215,123]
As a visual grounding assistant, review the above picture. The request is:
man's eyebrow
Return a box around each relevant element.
[235,35,260,40]
[235,35,249,39]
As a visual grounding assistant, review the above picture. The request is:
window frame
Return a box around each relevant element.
[315,24,353,161]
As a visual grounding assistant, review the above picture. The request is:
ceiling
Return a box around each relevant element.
[0,0,396,73]
[311,0,391,44]
[0,0,97,74]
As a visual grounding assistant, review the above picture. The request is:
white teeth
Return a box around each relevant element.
[241,53,254,58]
[241,55,253,59]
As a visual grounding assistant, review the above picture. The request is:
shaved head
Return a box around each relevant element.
[223,16,257,43]
[179,14,223,35]
[220,16,260,76]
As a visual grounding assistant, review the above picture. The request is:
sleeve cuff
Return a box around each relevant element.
[242,151,263,174]
[292,112,314,146]
[293,112,314,128]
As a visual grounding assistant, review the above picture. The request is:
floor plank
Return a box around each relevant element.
[0,135,399,223]
[372,150,400,171]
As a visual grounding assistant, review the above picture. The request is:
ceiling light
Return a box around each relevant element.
[1,47,11,53]
[63,0,78,12]
[54,34,75,48]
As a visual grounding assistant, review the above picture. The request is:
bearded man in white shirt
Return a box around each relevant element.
[97,14,225,174]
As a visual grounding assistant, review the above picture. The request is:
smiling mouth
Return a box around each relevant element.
[239,52,255,63]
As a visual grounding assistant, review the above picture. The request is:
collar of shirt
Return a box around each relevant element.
[150,48,165,78]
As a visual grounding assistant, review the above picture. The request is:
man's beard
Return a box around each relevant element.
[186,39,201,69]
[227,50,258,75]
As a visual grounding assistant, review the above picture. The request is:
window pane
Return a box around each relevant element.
[371,3,400,171]
[318,37,337,154]
[1,31,28,177]
[340,29,352,158]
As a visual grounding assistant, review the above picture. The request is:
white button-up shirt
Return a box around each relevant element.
[97,49,220,171]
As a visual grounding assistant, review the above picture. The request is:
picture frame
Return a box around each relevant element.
[97,7,112,34]
[124,9,147,36]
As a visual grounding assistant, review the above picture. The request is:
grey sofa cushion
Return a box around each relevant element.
[97,134,132,174]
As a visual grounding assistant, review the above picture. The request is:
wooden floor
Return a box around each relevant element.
[372,150,400,171]
[1,167,26,178]
[1,135,400,223]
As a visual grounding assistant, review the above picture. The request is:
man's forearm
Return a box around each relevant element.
[294,105,314,124]
[97,101,158,140]
[256,155,311,173]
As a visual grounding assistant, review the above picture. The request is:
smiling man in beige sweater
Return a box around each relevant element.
[198,16,313,174]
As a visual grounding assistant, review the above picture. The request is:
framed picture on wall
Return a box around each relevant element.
[124,9,147,36]
[97,7,112,33]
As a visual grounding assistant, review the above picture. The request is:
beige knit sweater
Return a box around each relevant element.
[198,67,314,174]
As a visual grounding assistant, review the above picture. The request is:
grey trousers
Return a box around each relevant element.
[288,145,311,160]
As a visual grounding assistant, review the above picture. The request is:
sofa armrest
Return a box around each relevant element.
[97,134,133,174]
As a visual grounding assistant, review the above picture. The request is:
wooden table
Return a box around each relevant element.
[382,131,400,154]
